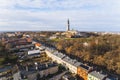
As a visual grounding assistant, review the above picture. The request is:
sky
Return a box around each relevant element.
[0,0,120,32]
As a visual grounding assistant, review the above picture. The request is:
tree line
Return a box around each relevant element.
[55,35,120,75]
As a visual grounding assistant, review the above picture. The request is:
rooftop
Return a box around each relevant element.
[89,71,107,79]
[63,56,82,67]
[0,66,12,73]
[53,51,66,59]
[46,47,55,53]
[79,64,91,71]
[28,50,40,55]
[106,76,118,80]
[20,62,58,72]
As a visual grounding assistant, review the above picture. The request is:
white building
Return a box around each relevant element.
[45,48,81,74]
[7,33,15,37]
[88,71,107,80]
[28,50,40,58]
[49,35,58,39]
[62,56,81,74]
[28,50,40,55]
[45,48,64,64]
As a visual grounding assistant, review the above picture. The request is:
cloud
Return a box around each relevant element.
[0,0,120,31]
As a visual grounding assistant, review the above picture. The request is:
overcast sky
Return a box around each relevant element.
[0,0,120,31]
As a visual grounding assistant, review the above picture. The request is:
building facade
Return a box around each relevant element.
[77,64,92,80]
[45,48,81,74]
[39,65,58,77]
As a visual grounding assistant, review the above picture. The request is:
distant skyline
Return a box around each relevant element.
[0,0,120,32]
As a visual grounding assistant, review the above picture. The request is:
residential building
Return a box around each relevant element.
[35,43,41,48]
[35,43,45,51]
[28,50,40,55]
[6,33,15,37]
[20,62,58,79]
[16,44,34,49]
[62,72,77,80]
[62,56,81,74]
[28,50,41,58]
[13,71,21,80]
[77,64,92,80]
[21,71,37,80]
[88,71,107,80]
[0,66,13,80]
[45,48,81,74]
[49,35,58,39]
[106,76,118,80]
[47,51,66,64]
[39,63,58,77]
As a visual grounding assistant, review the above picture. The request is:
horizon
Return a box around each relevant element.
[0,30,120,33]
[0,0,120,31]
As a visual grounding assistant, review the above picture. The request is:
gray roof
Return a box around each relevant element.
[74,61,82,67]
[63,56,72,63]
[79,64,91,71]
[28,50,40,55]
[21,71,36,76]
[0,66,12,73]
[89,71,107,79]
[46,47,55,52]
[106,77,118,80]
[106,78,112,80]
[39,46,45,49]
[63,56,81,67]
[53,51,66,59]
[46,48,82,67]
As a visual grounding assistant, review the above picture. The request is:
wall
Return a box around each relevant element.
[77,67,88,80]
